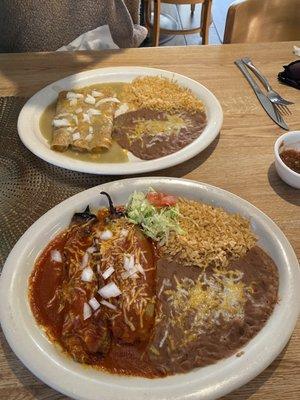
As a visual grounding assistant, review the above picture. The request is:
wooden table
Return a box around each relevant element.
[0,42,299,399]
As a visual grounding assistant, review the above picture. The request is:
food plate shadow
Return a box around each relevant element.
[137,133,220,178]
[268,162,300,206]
[40,157,123,191]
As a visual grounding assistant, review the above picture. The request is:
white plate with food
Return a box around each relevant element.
[17,67,223,174]
[0,177,299,400]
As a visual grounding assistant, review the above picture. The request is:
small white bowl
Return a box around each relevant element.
[274,131,300,189]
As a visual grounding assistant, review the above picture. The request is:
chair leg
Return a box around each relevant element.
[144,0,148,29]
[191,4,196,14]
[144,0,151,30]
[152,0,161,46]
[200,0,212,45]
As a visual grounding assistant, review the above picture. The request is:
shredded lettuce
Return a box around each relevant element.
[125,190,184,242]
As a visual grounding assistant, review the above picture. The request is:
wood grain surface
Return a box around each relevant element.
[0,42,299,399]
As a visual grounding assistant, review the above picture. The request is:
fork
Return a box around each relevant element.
[273,105,289,126]
[273,103,292,117]
[241,57,294,107]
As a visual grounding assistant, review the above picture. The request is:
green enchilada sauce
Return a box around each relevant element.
[39,83,129,164]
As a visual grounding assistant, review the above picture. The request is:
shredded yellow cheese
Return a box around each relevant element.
[129,114,187,138]
[164,269,249,342]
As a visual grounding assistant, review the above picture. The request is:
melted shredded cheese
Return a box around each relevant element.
[163,269,249,346]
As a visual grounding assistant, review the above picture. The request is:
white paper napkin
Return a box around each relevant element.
[57,25,119,51]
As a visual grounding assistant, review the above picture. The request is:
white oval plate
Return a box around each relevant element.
[0,177,299,400]
[17,67,223,175]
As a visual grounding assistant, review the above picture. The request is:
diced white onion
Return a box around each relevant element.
[51,250,62,263]
[102,266,115,280]
[122,254,145,280]
[92,90,103,97]
[81,252,89,268]
[135,263,146,278]
[100,300,117,310]
[83,302,92,320]
[86,134,93,142]
[95,97,120,106]
[87,108,101,116]
[87,246,97,253]
[72,132,81,141]
[75,107,83,114]
[98,282,121,298]
[66,92,76,99]
[115,103,129,117]
[66,92,84,100]
[69,98,77,106]
[84,94,96,105]
[123,256,129,270]
[52,118,70,128]
[81,266,94,282]
[124,254,134,271]
[100,230,113,240]
[121,268,138,279]
[82,113,91,124]
[88,297,100,311]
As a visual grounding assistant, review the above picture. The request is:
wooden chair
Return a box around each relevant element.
[144,0,212,46]
[223,0,300,43]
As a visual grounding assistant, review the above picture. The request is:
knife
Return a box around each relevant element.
[235,59,289,130]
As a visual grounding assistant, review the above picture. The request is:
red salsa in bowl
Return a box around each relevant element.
[279,149,300,174]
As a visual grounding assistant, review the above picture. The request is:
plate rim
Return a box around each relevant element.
[17,66,223,175]
[0,177,299,400]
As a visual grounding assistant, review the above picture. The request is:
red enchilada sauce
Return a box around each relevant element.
[29,212,162,378]
[30,233,68,339]
[280,149,300,174]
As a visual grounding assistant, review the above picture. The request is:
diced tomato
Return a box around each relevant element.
[146,192,177,207]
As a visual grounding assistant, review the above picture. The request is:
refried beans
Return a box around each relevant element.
[112,109,207,160]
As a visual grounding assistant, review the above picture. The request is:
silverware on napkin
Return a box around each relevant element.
[235,59,289,130]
